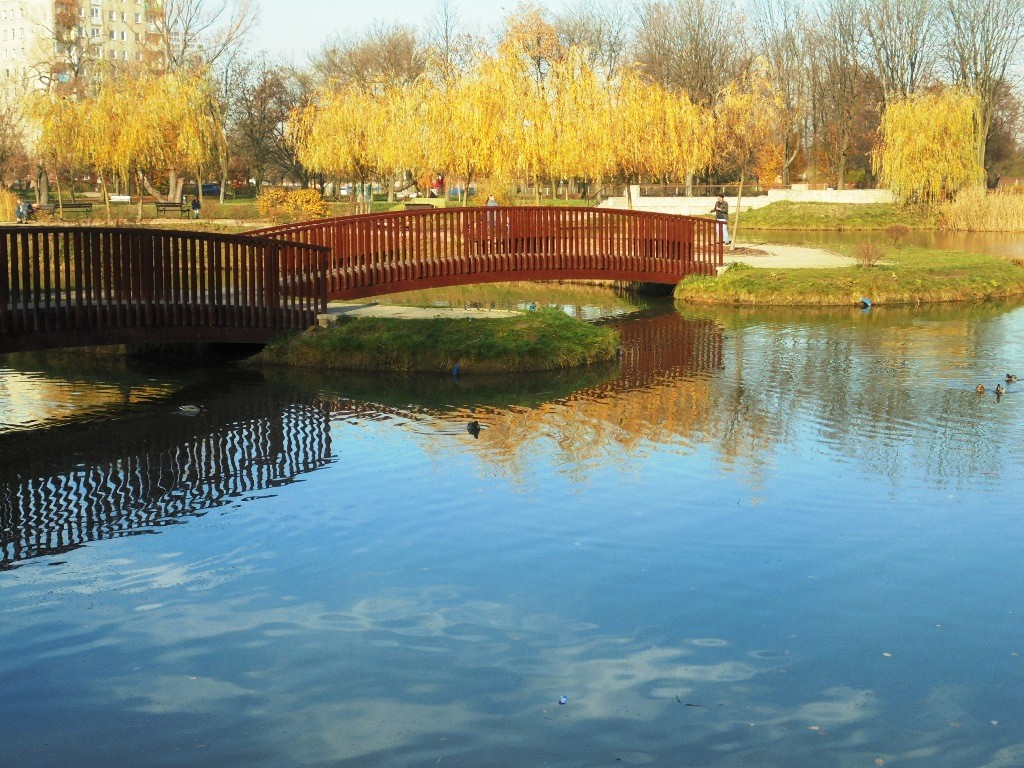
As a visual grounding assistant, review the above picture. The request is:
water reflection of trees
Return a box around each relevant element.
[0,387,333,569]
[344,303,1021,489]
[4,302,1020,568]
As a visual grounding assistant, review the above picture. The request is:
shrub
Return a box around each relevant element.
[0,190,18,221]
[257,188,330,222]
[885,223,911,245]
[853,240,885,267]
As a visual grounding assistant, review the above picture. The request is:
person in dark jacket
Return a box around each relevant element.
[712,194,730,245]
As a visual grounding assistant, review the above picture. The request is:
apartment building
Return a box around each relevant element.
[0,0,162,89]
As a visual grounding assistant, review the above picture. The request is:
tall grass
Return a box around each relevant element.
[939,187,1024,231]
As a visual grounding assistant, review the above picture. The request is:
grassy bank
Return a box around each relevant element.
[675,246,1024,306]
[737,201,935,230]
[251,308,620,373]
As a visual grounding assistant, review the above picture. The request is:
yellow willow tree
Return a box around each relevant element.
[714,68,783,244]
[125,71,221,204]
[484,47,551,203]
[24,93,90,213]
[874,88,984,205]
[428,56,505,203]
[289,85,379,212]
[161,71,221,206]
[545,46,615,199]
[375,80,434,203]
[611,69,715,209]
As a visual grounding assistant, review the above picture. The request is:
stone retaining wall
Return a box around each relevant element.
[600,185,894,216]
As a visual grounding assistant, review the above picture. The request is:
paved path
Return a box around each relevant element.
[320,303,522,322]
[724,243,855,269]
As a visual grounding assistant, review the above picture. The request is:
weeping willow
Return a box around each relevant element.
[874,89,984,205]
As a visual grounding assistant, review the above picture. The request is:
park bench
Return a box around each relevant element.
[154,200,188,218]
[32,202,93,220]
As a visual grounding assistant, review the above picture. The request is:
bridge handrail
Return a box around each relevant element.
[0,225,329,353]
[250,205,722,300]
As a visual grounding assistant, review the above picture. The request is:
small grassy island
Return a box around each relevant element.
[251,308,620,373]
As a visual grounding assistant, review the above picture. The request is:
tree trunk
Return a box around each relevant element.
[36,163,50,204]
[137,170,144,221]
[51,168,61,214]
[100,175,110,219]
[733,170,745,248]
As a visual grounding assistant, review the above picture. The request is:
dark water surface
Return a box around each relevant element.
[2,297,1024,767]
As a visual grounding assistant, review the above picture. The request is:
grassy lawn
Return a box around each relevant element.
[735,201,936,230]
[252,308,620,373]
[675,245,1024,306]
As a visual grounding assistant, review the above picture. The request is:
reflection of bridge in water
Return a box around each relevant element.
[0,388,334,569]
[0,311,725,569]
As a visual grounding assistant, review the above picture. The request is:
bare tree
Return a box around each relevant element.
[230,59,310,189]
[861,0,936,104]
[751,0,809,185]
[632,0,747,107]
[938,0,1024,172]
[809,0,868,189]
[310,23,427,90]
[424,0,486,85]
[151,0,259,71]
[553,0,633,80]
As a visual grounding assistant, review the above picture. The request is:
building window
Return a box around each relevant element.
[91,8,99,18]
[134,13,141,22]
[108,11,115,20]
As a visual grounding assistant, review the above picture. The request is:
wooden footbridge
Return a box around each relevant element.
[0,207,721,353]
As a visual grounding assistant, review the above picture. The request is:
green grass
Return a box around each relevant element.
[252,308,620,373]
[674,245,1024,306]
[736,201,936,230]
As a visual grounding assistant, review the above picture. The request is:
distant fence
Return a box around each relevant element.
[0,226,328,353]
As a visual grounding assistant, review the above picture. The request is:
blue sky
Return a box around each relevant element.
[252,0,578,61]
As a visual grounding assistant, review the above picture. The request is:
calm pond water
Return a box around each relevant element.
[2,289,1024,768]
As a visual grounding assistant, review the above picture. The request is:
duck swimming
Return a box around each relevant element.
[1006,374,1018,383]
[996,384,1006,399]
[976,385,986,394]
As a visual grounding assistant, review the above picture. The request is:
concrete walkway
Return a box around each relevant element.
[320,303,522,323]
[723,243,855,269]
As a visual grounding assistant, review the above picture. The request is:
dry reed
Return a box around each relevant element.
[939,187,1024,231]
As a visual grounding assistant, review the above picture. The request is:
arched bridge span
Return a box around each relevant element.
[0,207,720,352]
[250,206,722,300]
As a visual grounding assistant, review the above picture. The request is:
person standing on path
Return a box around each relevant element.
[191,195,201,220]
[712,194,731,245]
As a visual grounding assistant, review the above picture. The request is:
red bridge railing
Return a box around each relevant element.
[0,226,328,354]
[251,206,721,300]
